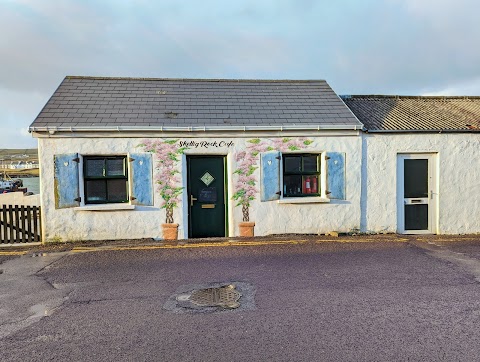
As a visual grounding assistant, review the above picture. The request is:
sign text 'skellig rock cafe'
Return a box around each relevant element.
[178,140,235,148]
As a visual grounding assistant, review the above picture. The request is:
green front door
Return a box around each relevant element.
[187,156,227,238]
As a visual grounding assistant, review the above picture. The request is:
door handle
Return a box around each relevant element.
[190,194,197,206]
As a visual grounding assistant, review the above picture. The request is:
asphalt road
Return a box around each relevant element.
[2,239,480,361]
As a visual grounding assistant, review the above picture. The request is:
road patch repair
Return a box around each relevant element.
[163,282,256,314]
[0,252,71,339]
[410,238,480,283]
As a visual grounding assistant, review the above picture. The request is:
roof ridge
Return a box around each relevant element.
[66,76,327,84]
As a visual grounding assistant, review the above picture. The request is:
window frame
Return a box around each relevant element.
[83,155,129,204]
[282,153,323,198]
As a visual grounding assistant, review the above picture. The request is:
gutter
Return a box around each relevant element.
[29,124,363,133]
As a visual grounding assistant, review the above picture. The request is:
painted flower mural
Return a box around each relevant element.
[140,139,188,223]
[233,137,313,222]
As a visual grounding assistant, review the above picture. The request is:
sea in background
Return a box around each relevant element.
[20,177,40,194]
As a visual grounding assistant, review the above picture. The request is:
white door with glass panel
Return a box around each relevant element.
[397,154,437,234]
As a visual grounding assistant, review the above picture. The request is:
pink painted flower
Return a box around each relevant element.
[141,138,188,223]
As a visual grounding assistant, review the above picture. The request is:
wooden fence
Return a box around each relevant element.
[0,205,41,243]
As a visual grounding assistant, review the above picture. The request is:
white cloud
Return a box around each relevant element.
[421,77,480,96]
[160,26,292,77]
[0,87,45,148]
[1,0,480,143]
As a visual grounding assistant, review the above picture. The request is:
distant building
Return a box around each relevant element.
[2,161,39,169]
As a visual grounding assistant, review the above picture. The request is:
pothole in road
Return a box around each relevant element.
[164,282,255,314]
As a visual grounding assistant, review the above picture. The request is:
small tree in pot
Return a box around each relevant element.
[141,139,188,240]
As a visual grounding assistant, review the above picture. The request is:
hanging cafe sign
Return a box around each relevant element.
[178,140,235,148]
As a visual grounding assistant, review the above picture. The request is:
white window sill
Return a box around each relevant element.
[74,204,135,211]
[278,197,330,204]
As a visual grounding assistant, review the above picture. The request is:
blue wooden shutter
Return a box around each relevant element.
[129,153,153,206]
[261,151,281,202]
[327,152,346,200]
[54,153,80,209]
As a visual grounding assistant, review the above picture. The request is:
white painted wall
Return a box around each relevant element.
[250,137,362,236]
[363,133,480,234]
[38,133,362,242]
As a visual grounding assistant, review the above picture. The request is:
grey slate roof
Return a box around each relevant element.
[342,95,480,132]
[30,76,362,130]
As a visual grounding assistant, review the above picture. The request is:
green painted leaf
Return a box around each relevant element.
[246,165,258,176]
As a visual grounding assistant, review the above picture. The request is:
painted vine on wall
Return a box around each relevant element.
[138,137,312,225]
[140,139,188,223]
[233,137,312,222]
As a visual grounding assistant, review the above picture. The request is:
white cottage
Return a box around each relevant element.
[30,77,362,242]
[343,95,480,235]
[30,78,480,242]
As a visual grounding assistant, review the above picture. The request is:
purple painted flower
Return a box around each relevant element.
[233,137,313,221]
[141,138,188,223]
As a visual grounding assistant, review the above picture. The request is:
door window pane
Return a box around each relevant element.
[404,159,428,198]
[405,204,428,230]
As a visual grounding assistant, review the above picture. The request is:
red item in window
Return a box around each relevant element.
[311,176,317,193]
[304,176,311,194]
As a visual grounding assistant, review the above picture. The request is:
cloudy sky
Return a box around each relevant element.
[1,0,480,148]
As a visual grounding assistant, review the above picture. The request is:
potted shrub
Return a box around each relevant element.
[233,140,261,237]
[141,139,187,241]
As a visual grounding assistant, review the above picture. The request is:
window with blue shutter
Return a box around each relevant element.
[54,153,80,209]
[261,151,346,201]
[327,152,346,200]
[55,152,154,208]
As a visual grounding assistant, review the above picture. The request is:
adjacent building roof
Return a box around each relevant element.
[342,95,480,132]
[30,76,362,132]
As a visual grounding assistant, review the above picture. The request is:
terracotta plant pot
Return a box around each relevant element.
[239,222,255,237]
[162,223,179,240]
